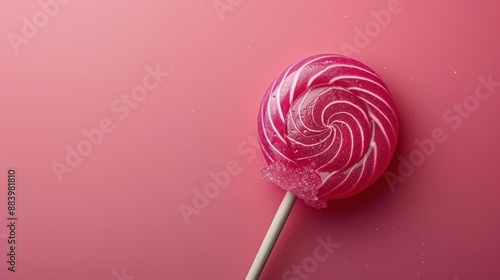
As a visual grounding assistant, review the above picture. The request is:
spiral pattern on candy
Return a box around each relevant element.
[257,54,399,208]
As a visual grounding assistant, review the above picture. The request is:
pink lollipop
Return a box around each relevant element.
[247,54,399,279]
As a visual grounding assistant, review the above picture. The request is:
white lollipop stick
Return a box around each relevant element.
[246,191,297,280]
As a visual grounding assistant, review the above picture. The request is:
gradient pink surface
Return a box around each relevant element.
[1,1,499,279]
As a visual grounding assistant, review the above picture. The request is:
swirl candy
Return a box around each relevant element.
[257,54,399,209]
[247,54,399,279]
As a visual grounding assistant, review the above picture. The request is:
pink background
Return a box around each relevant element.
[1,0,500,279]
